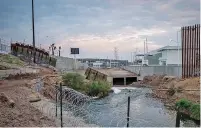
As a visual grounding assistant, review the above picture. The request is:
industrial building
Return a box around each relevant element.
[77,58,129,68]
[132,45,181,66]
[157,46,181,66]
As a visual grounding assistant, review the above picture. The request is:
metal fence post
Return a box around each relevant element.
[60,83,63,127]
[55,85,58,117]
[0,38,1,51]
[175,111,181,127]
[127,96,130,127]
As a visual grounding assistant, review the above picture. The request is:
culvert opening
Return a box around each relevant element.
[113,78,124,85]
[126,77,137,85]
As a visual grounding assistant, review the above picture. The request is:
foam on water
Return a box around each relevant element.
[111,87,121,94]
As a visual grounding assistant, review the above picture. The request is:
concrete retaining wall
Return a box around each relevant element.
[123,65,182,78]
[55,56,85,72]
[55,56,77,71]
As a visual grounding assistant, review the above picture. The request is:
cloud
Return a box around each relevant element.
[0,0,199,60]
[56,26,166,58]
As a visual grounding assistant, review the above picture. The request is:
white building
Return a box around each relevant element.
[157,46,181,65]
[92,61,103,68]
[133,54,149,65]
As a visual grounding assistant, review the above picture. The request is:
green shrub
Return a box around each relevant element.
[87,81,111,98]
[190,104,200,120]
[62,73,84,91]
[176,98,192,109]
[176,99,200,120]
[62,73,111,98]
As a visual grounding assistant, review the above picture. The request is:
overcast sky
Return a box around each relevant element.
[0,0,200,60]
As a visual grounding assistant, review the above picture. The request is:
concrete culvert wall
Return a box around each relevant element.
[113,78,124,85]
[126,77,137,85]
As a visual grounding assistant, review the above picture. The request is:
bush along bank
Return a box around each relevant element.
[62,73,111,98]
[176,99,200,121]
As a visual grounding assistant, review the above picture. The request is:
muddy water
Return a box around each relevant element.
[65,87,199,127]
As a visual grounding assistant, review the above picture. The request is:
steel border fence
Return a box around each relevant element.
[181,24,200,78]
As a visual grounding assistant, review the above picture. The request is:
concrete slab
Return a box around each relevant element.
[92,68,137,78]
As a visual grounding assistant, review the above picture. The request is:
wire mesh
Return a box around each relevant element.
[53,87,151,127]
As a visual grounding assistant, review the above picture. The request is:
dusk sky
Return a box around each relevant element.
[0,0,200,60]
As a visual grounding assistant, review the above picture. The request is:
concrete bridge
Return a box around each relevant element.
[85,67,138,85]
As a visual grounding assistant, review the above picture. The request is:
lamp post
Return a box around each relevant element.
[170,38,180,77]
[32,0,36,63]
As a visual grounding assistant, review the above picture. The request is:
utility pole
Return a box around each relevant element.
[32,0,36,63]
[131,52,132,63]
[0,38,1,51]
[144,40,146,65]
[114,47,119,60]
[59,46,61,56]
[110,58,111,68]
[146,38,148,54]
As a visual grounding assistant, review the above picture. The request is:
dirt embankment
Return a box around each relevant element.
[0,66,61,127]
[132,75,200,106]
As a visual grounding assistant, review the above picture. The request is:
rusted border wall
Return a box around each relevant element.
[181,24,200,78]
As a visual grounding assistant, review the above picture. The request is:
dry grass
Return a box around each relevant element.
[175,77,200,90]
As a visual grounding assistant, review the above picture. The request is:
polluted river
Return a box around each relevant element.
[62,87,199,127]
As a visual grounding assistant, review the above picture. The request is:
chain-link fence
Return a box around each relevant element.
[0,43,11,54]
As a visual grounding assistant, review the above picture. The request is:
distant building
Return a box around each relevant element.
[92,61,104,68]
[77,58,128,68]
[146,52,162,65]
[133,45,181,66]
[133,54,151,65]
[157,46,181,65]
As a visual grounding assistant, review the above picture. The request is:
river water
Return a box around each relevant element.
[64,87,199,127]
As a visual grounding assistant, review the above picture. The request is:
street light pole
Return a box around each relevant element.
[32,0,36,63]
[170,37,180,77]
[177,30,180,77]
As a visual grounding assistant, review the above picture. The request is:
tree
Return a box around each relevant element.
[49,43,56,56]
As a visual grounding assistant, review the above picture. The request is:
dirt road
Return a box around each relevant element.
[0,66,58,127]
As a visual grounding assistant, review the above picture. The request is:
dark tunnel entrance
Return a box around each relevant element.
[113,78,124,85]
[126,77,137,85]
[113,77,137,85]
